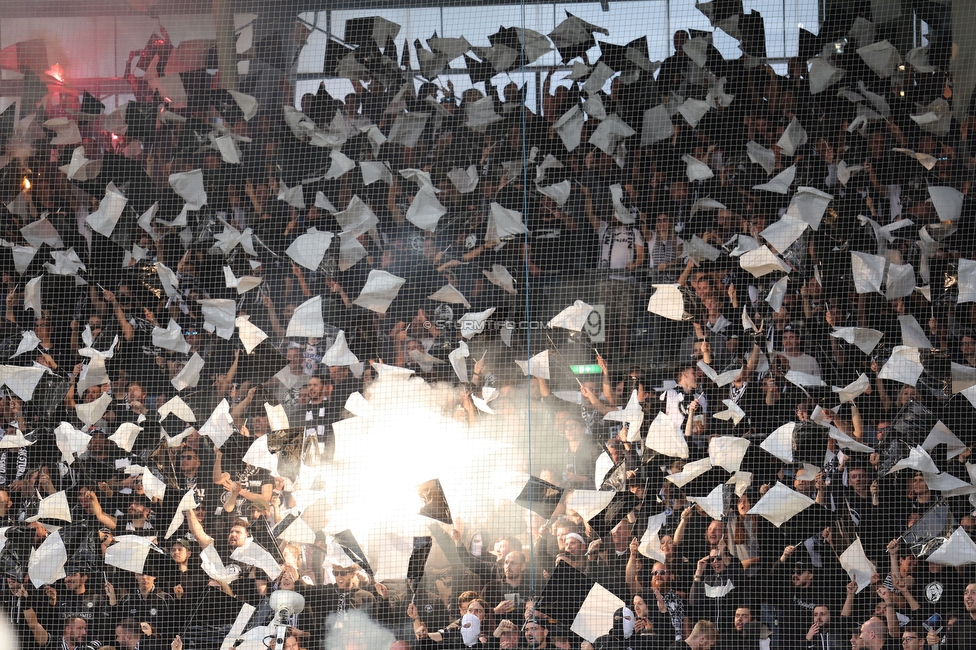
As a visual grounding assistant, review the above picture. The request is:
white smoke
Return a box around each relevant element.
[324,610,396,650]
[296,373,567,580]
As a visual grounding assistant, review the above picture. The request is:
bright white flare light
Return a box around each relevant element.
[295,375,538,581]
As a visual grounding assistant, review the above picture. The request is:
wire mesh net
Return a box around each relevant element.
[0,0,970,649]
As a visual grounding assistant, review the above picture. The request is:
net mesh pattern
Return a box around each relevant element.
[0,1,970,649]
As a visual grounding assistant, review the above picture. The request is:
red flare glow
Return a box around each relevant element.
[45,63,64,83]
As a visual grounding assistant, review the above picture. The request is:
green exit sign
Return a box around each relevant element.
[570,364,603,374]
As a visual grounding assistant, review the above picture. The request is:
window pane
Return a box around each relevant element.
[784,0,820,57]
[297,12,329,75]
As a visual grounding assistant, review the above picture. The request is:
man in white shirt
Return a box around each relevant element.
[780,325,821,379]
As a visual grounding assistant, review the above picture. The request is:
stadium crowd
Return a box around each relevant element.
[3,2,976,649]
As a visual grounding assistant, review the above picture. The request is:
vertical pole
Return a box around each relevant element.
[214,0,239,92]
[953,0,975,120]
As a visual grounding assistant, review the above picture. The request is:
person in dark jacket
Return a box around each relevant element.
[594,606,654,650]
[689,551,744,638]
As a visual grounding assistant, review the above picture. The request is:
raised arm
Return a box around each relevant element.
[104,290,134,341]
[744,343,761,377]
[261,293,286,340]
[580,183,600,232]
[5,286,17,325]
[87,492,118,530]
[625,538,643,596]
[677,258,695,288]
[841,580,857,618]
[879,586,900,638]
[596,354,615,407]
[673,506,695,546]
[185,503,215,549]
[23,602,49,646]
[230,386,257,424]
[873,360,892,412]
[290,262,312,298]
[851,402,864,441]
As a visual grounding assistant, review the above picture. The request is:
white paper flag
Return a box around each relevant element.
[169,169,207,210]
[878,346,924,387]
[236,316,268,353]
[286,295,325,338]
[646,412,689,459]
[515,349,550,380]
[171,353,205,391]
[747,481,814,527]
[776,118,808,155]
[353,270,406,314]
[753,166,796,194]
[839,537,876,593]
[286,228,334,271]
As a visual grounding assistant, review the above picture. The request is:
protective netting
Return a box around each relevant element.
[0,1,972,649]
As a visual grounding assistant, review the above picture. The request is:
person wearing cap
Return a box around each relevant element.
[689,550,744,639]
[770,544,846,648]
[113,570,173,640]
[162,538,208,604]
[56,570,110,644]
[523,618,549,649]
